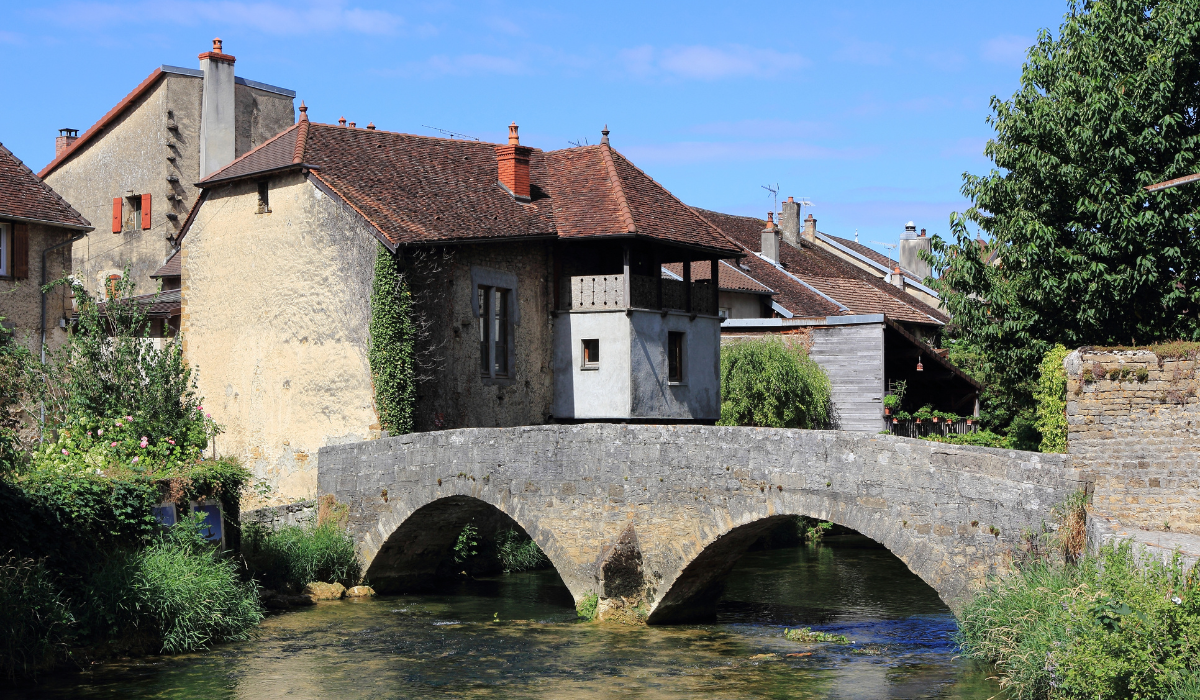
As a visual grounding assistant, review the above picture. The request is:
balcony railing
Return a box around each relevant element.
[885,417,979,439]
[560,275,716,315]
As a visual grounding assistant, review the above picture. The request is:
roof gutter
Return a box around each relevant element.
[1,213,93,232]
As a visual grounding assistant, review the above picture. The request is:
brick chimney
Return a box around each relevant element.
[495,122,532,201]
[761,212,781,262]
[802,213,817,242]
[891,266,906,290]
[55,129,79,157]
[199,38,236,177]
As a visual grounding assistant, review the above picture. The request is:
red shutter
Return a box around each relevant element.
[141,194,151,230]
[112,198,122,233]
[12,224,28,280]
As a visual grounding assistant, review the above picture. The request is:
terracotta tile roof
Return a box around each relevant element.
[150,250,180,278]
[198,126,740,256]
[88,288,181,319]
[0,143,92,230]
[663,260,773,294]
[692,208,948,325]
[822,233,925,284]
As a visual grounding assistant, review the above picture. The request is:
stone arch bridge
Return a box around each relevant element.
[318,425,1082,622]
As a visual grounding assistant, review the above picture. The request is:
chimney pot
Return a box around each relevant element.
[213,37,223,53]
[55,128,79,157]
[367,122,376,130]
[802,213,817,242]
[348,122,356,128]
[339,116,347,127]
[891,266,905,290]
[919,228,926,237]
[496,122,532,200]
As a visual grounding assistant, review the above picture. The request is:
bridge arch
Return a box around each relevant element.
[363,494,579,595]
[645,495,950,624]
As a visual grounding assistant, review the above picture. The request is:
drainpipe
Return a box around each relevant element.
[40,232,87,363]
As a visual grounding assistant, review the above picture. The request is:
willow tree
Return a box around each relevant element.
[932,0,1200,424]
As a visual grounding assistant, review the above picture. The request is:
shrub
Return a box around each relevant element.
[718,338,832,429]
[80,516,263,654]
[243,521,362,591]
[958,542,1200,699]
[1036,344,1070,453]
[576,592,598,621]
[496,528,547,573]
[922,430,1011,449]
[0,556,74,680]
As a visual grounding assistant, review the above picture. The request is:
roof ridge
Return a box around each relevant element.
[0,142,92,229]
[309,171,410,251]
[292,101,309,163]
[39,68,166,179]
[598,144,636,233]
[200,120,303,183]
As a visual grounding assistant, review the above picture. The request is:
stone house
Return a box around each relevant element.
[689,208,978,432]
[0,142,93,356]
[178,116,740,500]
[40,39,294,301]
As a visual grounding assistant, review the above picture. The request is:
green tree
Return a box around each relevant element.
[932,0,1200,428]
[718,338,832,429]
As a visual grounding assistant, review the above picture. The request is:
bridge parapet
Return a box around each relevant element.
[319,424,1083,621]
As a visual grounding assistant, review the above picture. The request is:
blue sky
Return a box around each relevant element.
[1,1,1067,256]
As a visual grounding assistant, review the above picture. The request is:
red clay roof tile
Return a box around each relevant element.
[0,143,92,230]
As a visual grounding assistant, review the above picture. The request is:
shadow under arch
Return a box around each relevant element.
[364,495,572,596]
[647,511,944,625]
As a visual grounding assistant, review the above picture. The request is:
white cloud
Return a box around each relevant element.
[620,140,875,166]
[618,44,808,81]
[38,0,404,36]
[981,34,1030,66]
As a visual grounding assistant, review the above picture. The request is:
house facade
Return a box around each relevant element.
[0,142,93,356]
[40,39,294,300]
[180,117,739,501]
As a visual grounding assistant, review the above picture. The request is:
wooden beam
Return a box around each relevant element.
[622,242,632,310]
[710,258,719,316]
[683,258,692,314]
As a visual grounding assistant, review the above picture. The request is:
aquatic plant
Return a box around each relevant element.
[242,520,362,591]
[576,592,598,621]
[784,627,851,644]
[796,516,832,544]
[454,523,480,564]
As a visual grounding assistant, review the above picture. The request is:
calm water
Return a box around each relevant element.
[14,536,998,699]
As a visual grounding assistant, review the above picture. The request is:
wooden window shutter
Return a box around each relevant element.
[141,194,151,230]
[112,198,122,233]
[12,224,28,279]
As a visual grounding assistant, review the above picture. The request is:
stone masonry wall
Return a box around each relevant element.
[1065,348,1200,534]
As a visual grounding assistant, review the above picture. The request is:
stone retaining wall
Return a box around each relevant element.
[1065,348,1200,534]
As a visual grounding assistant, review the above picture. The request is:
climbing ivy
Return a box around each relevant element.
[1035,344,1070,454]
[369,244,417,435]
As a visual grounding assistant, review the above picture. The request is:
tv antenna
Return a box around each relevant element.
[761,183,779,217]
[422,125,480,141]
[870,240,897,251]
[567,136,591,147]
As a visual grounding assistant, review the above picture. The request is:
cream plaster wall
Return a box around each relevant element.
[182,172,378,502]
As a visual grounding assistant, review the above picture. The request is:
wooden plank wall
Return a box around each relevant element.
[809,323,884,431]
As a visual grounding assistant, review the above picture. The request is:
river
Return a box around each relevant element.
[15,535,999,699]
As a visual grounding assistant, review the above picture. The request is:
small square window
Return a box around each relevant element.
[581,338,599,369]
[668,331,685,384]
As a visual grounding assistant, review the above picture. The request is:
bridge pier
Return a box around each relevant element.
[318,424,1083,620]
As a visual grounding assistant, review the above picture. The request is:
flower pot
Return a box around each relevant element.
[966,419,973,425]
[932,416,939,423]
[892,418,898,424]
[915,419,922,424]
[885,408,891,416]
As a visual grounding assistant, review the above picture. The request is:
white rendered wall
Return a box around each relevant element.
[552,311,632,419]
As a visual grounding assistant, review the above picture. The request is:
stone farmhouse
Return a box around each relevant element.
[177,114,740,500]
[40,39,295,307]
[0,142,92,356]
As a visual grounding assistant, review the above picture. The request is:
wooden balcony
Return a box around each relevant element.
[560,275,716,315]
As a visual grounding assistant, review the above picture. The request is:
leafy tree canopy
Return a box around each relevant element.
[932,0,1200,418]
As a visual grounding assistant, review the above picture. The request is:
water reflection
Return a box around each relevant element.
[14,534,998,699]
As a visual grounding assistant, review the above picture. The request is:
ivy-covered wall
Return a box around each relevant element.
[369,245,416,435]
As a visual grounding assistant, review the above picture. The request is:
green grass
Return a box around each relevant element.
[784,627,851,644]
[243,521,362,591]
[957,542,1200,699]
[0,556,74,680]
[80,516,264,655]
